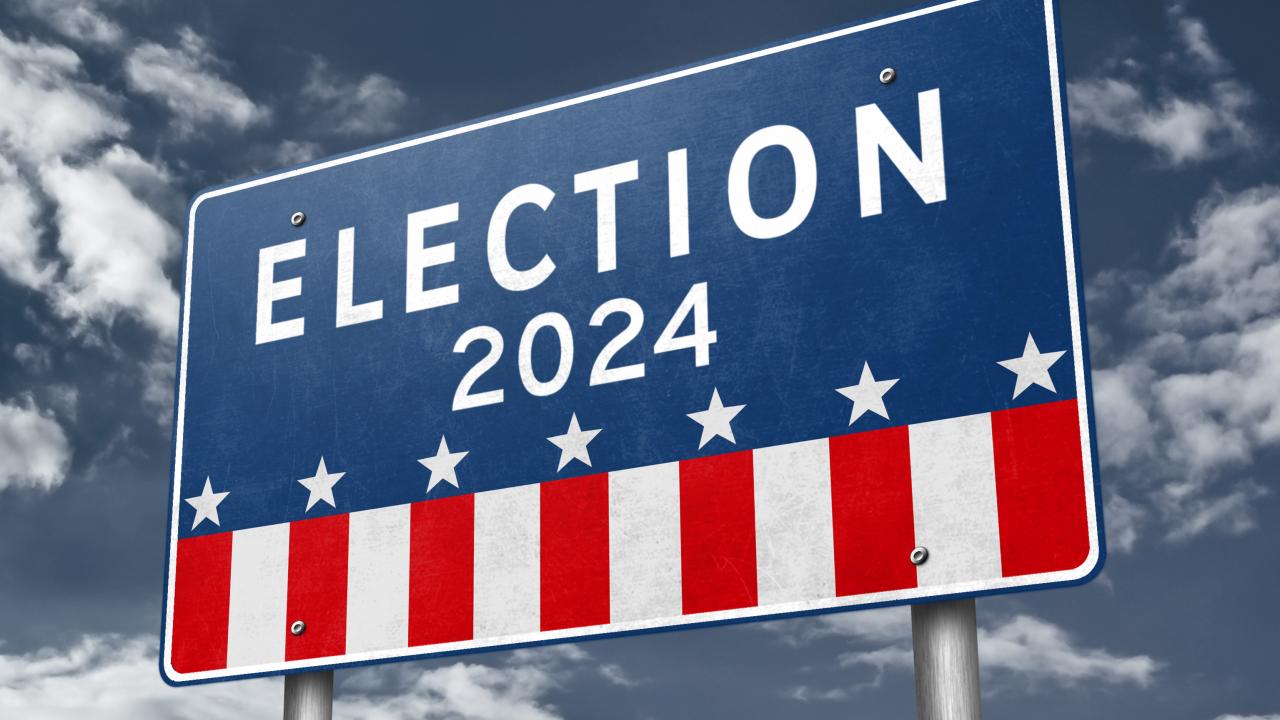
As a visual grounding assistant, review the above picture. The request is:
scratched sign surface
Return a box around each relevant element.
[162,0,1102,684]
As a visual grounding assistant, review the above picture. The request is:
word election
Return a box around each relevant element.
[253,88,947,410]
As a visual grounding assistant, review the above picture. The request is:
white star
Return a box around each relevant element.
[185,477,229,530]
[687,388,746,449]
[547,413,602,471]
[298,457,344,511]
[836,362,899,425]
[418,436,469,493]
[997,333,1066,399]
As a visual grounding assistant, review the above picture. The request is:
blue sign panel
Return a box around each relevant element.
[163,0,1101,684]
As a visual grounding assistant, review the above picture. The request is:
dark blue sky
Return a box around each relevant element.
[0,0,1276,717]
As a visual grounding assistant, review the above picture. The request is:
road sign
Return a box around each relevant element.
[161,0,1101,685]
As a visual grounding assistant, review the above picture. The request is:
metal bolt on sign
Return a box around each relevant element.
[290,620,306,636]
[290,211,306,227]
[910,546,930,565]
[880,66,897,84]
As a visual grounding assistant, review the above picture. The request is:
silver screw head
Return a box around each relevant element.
[909,546,929,565]
[879,67,897,85]
[289,620,306,636]
[290,211,306,227]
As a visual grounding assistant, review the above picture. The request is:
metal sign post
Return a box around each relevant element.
[913,599,982,720]
[283,670,333,720]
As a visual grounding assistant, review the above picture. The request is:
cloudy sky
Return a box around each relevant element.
[0,0,1276,717]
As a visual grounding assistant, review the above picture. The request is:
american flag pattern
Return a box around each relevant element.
[169,398,1092,676]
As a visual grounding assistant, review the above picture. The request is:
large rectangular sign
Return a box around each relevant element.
[162,0,1102,684]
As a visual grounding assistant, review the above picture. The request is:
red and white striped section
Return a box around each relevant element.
[167,399,1095,677]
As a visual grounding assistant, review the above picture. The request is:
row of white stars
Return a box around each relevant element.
[186,332,1065,530]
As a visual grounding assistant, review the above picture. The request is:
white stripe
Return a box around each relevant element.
[226,523,289,666]
[345,505,410,653]
[909,413,1002,586]
[473,485,540,637]
[609,463,682,622]
[753,440,835,604]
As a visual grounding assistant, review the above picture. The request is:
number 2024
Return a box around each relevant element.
[452,282,717,411]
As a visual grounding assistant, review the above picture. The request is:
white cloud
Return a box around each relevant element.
[0,394,70,491]
[0,30,179,343]
[1169,3,1228,74]
[302,58,409,137]
[0,635,279,719]
[1214,715,1280,720]
[124,28,268,135]
[141,345,178,426]
[833,615,1160,689]
[773,608,1159,699]
[41,145,180,340]
[1069,78,1253,165]
[1102,490,1144,554]
[977,615,1161,688]
[0,154,54,289]
[338,663,565,720]
[836,643,914,674]
[0,30,125,165]
[0,634,607,719]
[784,685,850,703]
[273,139,323,166]
[1092,186,1280,543]
[766,606,911,647]
[1067,6,1256,164]
[41,383,79,422]
[597,663,643,688]
[17,0,125,48]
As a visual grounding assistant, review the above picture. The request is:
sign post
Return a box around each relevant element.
[913,599,982,719]
[283,671,332,720]
[160,1,1100,711]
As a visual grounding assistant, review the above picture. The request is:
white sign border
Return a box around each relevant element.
[162,0,1101,685]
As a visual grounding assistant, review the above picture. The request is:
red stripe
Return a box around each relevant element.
[992,399,1090,576]
[679,450,758,614]
[409,494,474,645]
[285,514,349,661]
[540,474,610,630]
[829,426,918,596]
[170,532,232,673]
